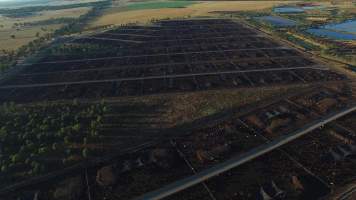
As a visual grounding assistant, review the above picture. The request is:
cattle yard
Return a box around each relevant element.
[0,19,349,103]
[3,83,356,200]
[88,85,356,200]
[1,19,356,200]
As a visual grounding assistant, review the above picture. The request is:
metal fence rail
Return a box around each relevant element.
[133,105,356,200]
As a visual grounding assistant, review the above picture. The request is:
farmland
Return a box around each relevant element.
[0,24,63,50]
[0,15,356,200]
[0,0,111,73]
[123,1,196,11]
[0,7,91,51]
[88,1,293,27]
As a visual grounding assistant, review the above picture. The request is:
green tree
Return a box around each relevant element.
[82,148,89,158]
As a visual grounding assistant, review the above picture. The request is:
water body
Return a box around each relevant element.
[348,65,356,72]
[307,19,356,40]
[273,5,324,13]
[273,7,304,13]
[307,29,356,40]
[302,6,324,10]
[323,20,356,34]
[257,16,297,27]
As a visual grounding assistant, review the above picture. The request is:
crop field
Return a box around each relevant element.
[123,1,196,11]
[2,81,356,200]
[88,1,292,27]
[0,19,349,103]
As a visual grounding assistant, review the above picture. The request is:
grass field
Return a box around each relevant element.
[89,1,293,27]
[0,7,90,29]
[318,1,355,9]
[0,24,63,50]
[124,1,196,11]
[34,7,91,21]
[0,7,90,51]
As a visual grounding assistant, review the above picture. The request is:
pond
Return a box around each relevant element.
[273,6,304,13]
[301,5,324,10]
[307,19,356,40]
[349,65,356,72]
[307,29,356,40]
[323,20,356,34]
[257,16,297,27]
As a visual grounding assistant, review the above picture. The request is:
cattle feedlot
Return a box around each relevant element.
[1,18,356,200]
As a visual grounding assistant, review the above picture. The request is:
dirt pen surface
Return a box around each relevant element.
[1,19,347,103]
[1,18,356,200]
[89,1,294,27]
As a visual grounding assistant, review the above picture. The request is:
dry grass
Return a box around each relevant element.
[89,1,293,27]
[104,85,307,129]
[0,7,91,51]
[345,41,356,46]
[286,31,326,49]
[163,85,306,126]
[0,7,90,29]
[34,7,91,21]
[0,24,64,50]
[306,17,328,21]
[346,7,356,14]
[0,37,37,50]
[319,1,356,9]
[89,8,192,27]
